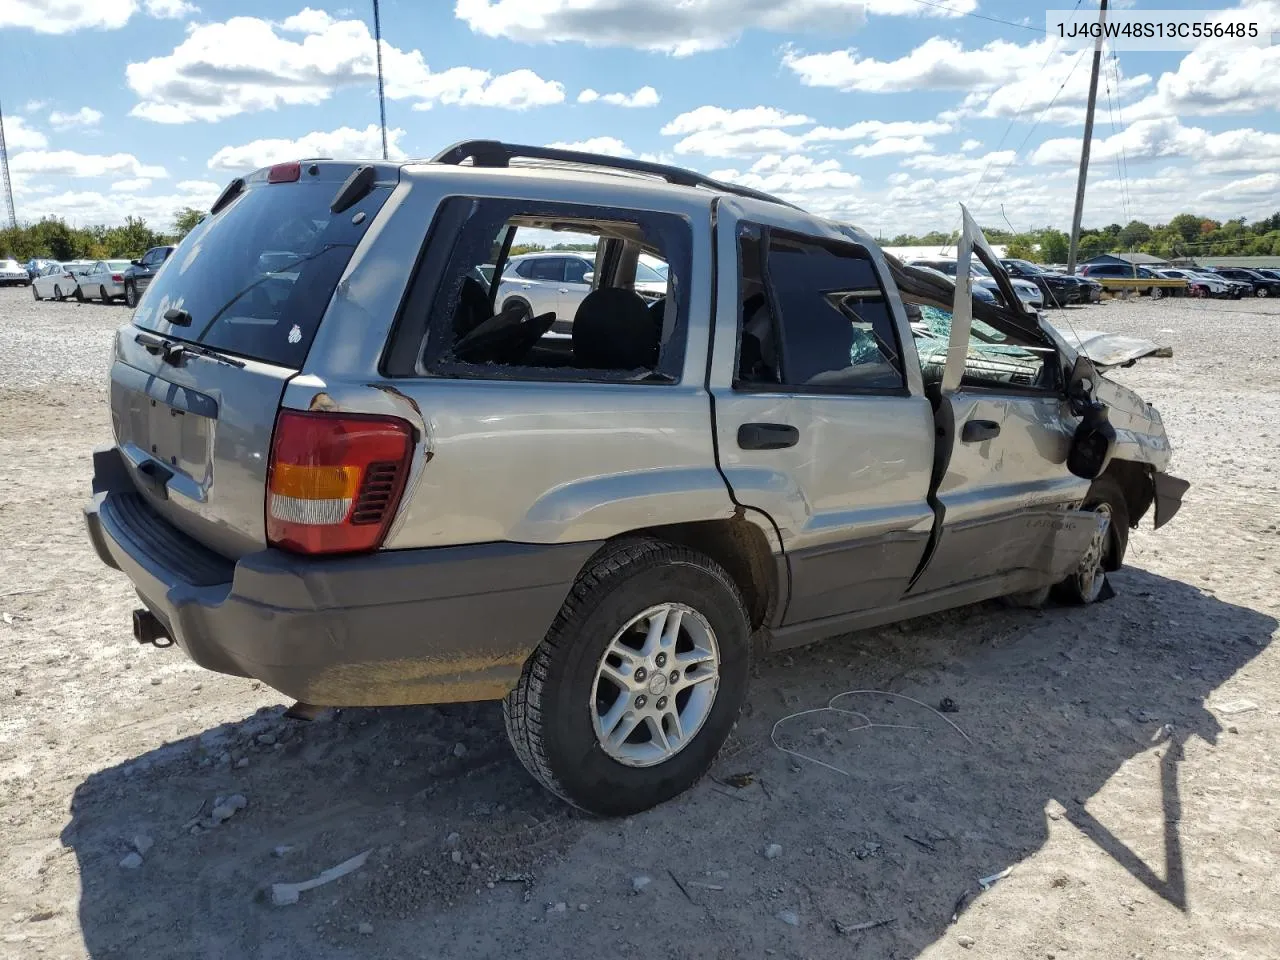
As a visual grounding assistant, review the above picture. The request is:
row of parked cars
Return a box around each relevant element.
[3,246,175,307]
[1074,262,1280,299]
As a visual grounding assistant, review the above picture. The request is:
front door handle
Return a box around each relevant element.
[558,288,569,293]
[962,419,1001,443]
[738,422,799,450]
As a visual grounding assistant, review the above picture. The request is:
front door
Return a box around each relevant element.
[708,204,937,625]
[909,208,1091,596]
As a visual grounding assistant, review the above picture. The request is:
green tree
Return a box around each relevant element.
[1035,229,1069,263]
[1167,213,1204,244]
[1004,235,1037,260]
[1119,219,1152,249]
[173,207,205,240]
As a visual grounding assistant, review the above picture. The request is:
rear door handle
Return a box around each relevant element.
[962,419,1001,443]
[738,422,799,450]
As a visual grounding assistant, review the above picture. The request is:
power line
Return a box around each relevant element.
[901,0,1046,35]
[963,0,1084,218]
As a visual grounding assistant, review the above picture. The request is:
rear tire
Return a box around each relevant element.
[501,296,532,319]
[32,284,40,301]
[54,285,63,300]
[74,287,84,303]
[125,282,138,308]
[1149,286,1163,300]
[1054,475,1130,605]
[100,285,112,303]
[504,539,751,817]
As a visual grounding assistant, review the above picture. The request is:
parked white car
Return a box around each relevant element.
[0,258,30,286]
[31,260,93,300]
[75,260,133,303]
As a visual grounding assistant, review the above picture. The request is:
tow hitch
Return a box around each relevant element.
[133,608,173,648]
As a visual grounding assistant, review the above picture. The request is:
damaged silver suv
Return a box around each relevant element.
[85,141,1188,816]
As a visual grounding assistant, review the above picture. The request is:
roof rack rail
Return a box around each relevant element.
[430,140,801,210]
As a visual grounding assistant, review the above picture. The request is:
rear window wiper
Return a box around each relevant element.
[135,331,246,369]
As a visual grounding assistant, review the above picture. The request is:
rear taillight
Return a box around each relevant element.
[111,273,124,282]
[266,410,414,555]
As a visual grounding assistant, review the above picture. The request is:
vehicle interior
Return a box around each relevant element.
[441,214,675,375]
[885,256,1059,392]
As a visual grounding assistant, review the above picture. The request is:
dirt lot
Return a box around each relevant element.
[1,286,1277,960]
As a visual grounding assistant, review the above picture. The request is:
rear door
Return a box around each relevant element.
[908,207,1090,595]
[108,163,398,559]
[708,201,936,625]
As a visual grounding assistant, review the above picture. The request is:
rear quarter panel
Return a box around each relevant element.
[293,168,739,549]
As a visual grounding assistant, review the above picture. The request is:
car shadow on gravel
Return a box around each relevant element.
[61,566,1275,959]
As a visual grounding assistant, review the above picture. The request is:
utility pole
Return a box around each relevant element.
[0,100,17,230]
[372,0,389,160]
[1066,0,1108,275]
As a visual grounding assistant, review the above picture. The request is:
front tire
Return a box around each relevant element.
[504,540,751,816]
[1258,287,1271,298]
[1149,286,1163,300]
[1054,475,1130,605]
[32,284,41,301]
[74,287,84,303]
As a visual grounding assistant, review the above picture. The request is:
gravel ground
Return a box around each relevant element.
[1,286,1278,959]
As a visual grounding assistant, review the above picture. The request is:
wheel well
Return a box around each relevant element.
[1102,459,1155,528]
[621,519,778,628]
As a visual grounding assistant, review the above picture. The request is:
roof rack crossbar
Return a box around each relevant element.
[430,140,800,210]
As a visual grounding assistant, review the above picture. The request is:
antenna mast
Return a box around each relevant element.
[0,100,17,230]
[372,0,389,160]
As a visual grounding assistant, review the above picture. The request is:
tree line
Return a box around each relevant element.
[0,208,205,262]
[8,209,1280,266]
[887,211,1280,263]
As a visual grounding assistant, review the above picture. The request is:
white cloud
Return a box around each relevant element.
[1030,118,1280,176]
[0,0,136,33]
[207,124,408,172]
[545,137,634,157]
[662,105,813,136]
[10,150,168,179]
[126,12,564,123]
[708,154,862,196]
[24,99,48,112]
[784,37,1053,94]
[901,150,1016,174]
[455,0,979,54]
[111,178,153,191]
[577,85,660,108]
[49,107,104,130]
[961,139,981,151]
[804,119,952,142]
[850,135,933,158]
[280,7,335,32]
[661,106,950,157]
[4,116,48,150]
[144,0,197,17]
[1125,33,1280,121]
[455,0,869,55]
[15,181,222,229]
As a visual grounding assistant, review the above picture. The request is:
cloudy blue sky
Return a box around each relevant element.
[1,0,1277,233]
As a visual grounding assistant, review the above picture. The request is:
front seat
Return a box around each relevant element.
[572,288,659,370]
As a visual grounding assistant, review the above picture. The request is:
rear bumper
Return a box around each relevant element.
[85,447,599,706]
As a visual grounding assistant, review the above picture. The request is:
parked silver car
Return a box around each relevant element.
[75,259,133,303]
[84,144,1187,816]
[494,250,667,334]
